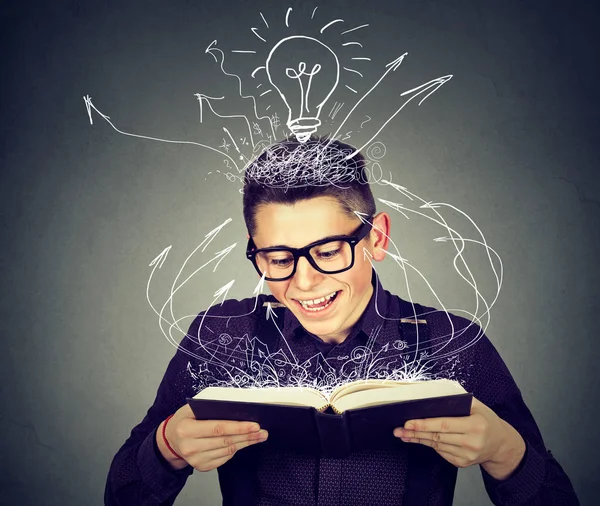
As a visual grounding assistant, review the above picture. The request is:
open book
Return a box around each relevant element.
[188,379,472,457]
[191,378,467,413]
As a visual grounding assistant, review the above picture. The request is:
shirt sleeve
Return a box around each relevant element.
[468,335,579,505]
[104,338,196,505]
[104,296,262,505]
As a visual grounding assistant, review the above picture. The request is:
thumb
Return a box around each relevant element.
[469,396,485,415]
[175,403,196,420]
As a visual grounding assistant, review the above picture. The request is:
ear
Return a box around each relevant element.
[369,212,390,262]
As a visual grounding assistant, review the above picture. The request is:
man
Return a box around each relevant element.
[105,137,578,505]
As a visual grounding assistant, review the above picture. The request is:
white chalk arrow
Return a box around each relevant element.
[149,245,172,269]
[214,279,235,306]
[265,302,279,320]
[253,273,266,296]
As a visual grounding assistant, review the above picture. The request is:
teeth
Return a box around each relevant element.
[298,291,338,308]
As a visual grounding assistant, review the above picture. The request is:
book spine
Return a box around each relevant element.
[314,410,352,458]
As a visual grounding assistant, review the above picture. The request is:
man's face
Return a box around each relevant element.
[251,196,388,343]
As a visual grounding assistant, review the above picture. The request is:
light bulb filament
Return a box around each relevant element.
[286,62,322,113]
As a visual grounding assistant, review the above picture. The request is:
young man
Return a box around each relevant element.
[105,138,578,505]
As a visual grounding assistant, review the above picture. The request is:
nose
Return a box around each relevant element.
[293,255,324,291]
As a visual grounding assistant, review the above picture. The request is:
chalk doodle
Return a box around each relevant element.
[84,6,501,396]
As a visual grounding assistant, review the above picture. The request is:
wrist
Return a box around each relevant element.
[156,417,189,470]
[482,421,526,480]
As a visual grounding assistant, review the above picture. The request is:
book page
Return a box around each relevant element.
[331,379,467,413]
[192,386,329,410]
[330,379,404,405]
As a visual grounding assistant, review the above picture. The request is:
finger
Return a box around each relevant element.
[193,420,261,438]
[177,404,196,419]
[201,432,268,461]
[469,396,492,415]
[395,429,464,447]
[198,429,269,452]
[403,436,463,456]
[403,416,471,434]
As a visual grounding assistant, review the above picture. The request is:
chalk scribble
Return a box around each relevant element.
[84,6,501,398]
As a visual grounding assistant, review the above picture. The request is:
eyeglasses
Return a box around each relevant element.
[246,220,373,281]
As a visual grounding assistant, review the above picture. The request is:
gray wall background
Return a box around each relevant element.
[1,0,598,504]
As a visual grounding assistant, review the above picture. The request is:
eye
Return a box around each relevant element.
[270,258,293,267]
[316,249,340,260]
[265,253,294,268]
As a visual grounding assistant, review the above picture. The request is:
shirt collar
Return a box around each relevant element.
[281,269,392,345]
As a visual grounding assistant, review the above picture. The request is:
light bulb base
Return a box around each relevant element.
[288,118,322,143]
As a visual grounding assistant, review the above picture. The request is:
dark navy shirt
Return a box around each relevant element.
[105,272,578,505]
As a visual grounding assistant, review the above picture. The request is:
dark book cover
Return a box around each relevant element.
[187,392,473,458]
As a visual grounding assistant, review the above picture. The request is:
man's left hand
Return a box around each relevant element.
[393,397,526,480]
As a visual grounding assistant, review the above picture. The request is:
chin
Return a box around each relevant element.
[303,320,340,337]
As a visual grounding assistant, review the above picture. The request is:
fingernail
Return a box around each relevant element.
[405,422,414,430]
[394,429,404,438]
[401,437,412,442]
[249,423,260,432]
[258,430,268,440]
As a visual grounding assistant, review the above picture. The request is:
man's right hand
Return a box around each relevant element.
[156,404,268,471]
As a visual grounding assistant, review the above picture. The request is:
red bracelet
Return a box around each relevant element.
[162,414,184,460]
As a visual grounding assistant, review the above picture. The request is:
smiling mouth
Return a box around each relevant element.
[293,291,340,312]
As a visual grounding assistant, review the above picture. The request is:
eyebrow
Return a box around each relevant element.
[267,233,349,249]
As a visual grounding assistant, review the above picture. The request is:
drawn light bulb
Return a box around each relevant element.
[266,36,340,143]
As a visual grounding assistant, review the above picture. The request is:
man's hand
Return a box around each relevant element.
[393,397,526,480]
[156,404,268,472]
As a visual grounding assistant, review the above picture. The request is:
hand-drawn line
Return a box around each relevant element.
[219,138,231,152]
[251,27,267,43]
[341,24,369,35]
[345,73,453,159]
[197,95,259,151]
[83,95,240,172]
[260,12,269,28]
[343,66,364,78]
[205,40,276,139]
[381,192,500,331]
[327,53,408,150]
[379,179,503,313]
[321,19,344,34]
[355,188,501,363]
[223,127,240,153]
[329,101,344,119]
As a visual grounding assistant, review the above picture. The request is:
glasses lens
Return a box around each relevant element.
[255,250,295,279]
[309,240,353,273]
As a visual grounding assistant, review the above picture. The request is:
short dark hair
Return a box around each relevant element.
[242,136,376,236]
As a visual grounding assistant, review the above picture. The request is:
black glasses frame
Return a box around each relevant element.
[246,220,373,281]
